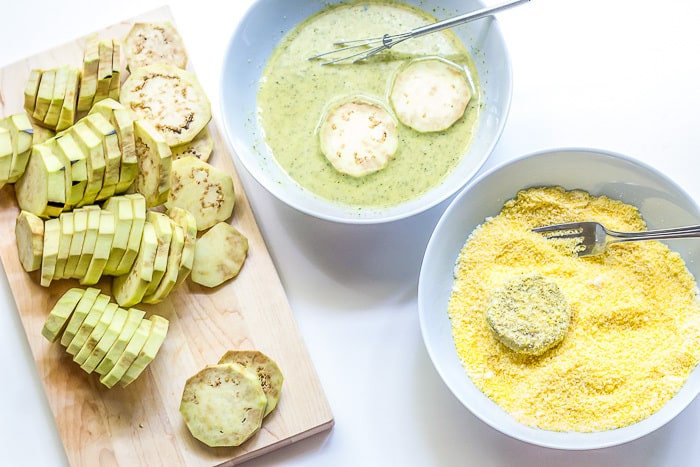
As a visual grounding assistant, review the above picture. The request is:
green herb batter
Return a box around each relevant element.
[257,1,481,208]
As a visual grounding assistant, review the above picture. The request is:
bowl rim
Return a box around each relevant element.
[418,146,700,450]
[219,0,513,225]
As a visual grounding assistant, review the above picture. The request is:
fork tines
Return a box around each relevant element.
[532,222,586,239]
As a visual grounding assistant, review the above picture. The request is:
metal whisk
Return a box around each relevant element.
[308,0,531,65]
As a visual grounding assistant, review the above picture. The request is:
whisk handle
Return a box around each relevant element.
[410,0,531,39]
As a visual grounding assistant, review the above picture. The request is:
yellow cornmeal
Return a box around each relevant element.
[448,186,700,432]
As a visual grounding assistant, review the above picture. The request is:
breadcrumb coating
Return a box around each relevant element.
[448,186,700,432]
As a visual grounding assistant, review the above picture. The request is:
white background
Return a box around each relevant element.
[1,0,699,466]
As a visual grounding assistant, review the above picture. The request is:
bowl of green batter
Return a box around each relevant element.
[418,148,700,449]
[220,0,512,223]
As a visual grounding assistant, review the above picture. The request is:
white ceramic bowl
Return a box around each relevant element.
[418,148,700,450]
[220,0,512,224]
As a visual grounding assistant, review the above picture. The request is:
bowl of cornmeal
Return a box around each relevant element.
[220,0,511,223]
[418,148,700,449]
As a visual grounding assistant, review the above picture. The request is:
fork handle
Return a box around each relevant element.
[610,224,700,242]
[408,0,531,40]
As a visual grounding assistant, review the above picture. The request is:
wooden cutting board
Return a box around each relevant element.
[0,6,333,466]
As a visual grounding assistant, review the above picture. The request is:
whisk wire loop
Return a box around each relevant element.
[308,0,530,65]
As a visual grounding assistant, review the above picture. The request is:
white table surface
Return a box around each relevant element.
[1,1,699,466]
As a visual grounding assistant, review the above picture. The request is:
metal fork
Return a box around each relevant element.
[532,221,700,257]
[308,0,531,65]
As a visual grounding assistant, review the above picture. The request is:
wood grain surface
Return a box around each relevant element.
[0,6,333,466]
